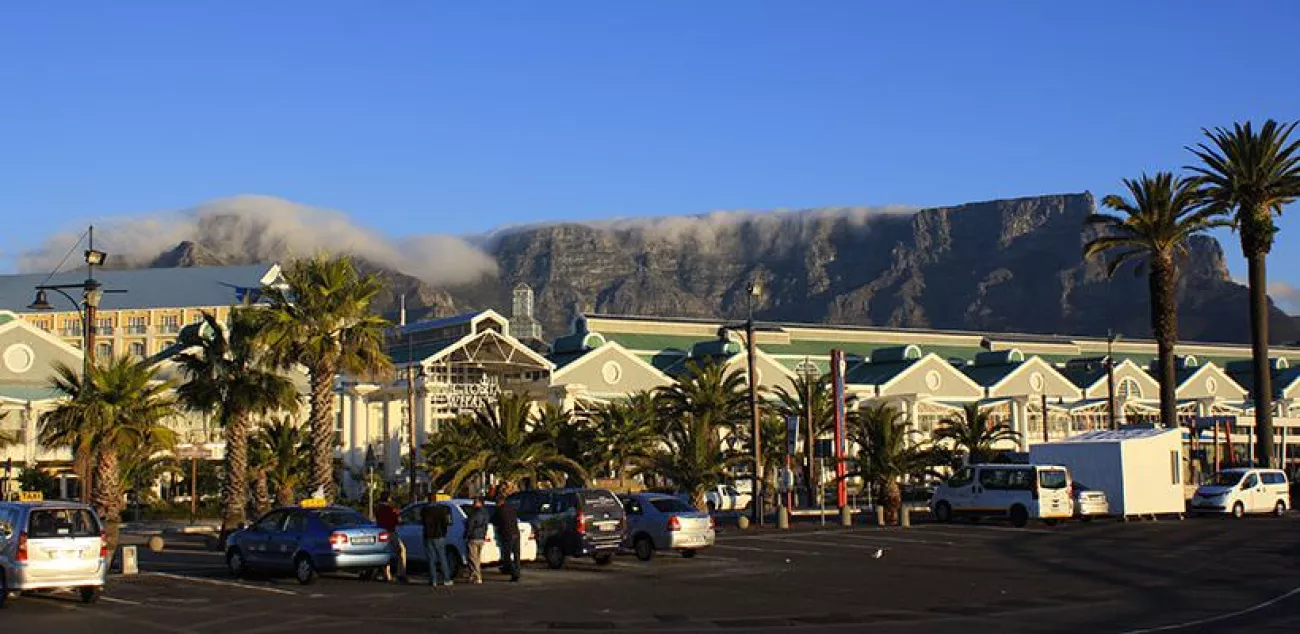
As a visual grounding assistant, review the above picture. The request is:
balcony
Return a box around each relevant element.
[157,324,182,335]
[124,325,148,335]
[96,326,115,336]
[59,328,84,337]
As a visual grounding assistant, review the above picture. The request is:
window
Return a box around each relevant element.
[1263,472,1288,485]
[650,498,695,514]
[130,342,146,358]
[1118,378,1142,399]
[399,504,424,525]
[623,498,644,515]
[27,508,100,538]
[1038,469,1068,490]
[980,468,1033,491]
[96,317,114,335]
[947,467,974,488]
[126,316,147,335]
[160,315,181,334]
[253,511,287,532]
[96,342,112,359]
[283,512,309,534]
[1170,451,1181,485]
[1243,474,1259,489]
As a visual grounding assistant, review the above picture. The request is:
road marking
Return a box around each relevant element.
[100,596,143,606]
[914,524,1055,535]
[141,572,299,596]
[1120,584,1300,633]
[714,544,825,556]
[804,531,958,547]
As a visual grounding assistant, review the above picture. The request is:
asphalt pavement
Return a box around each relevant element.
[5,515,1300,632]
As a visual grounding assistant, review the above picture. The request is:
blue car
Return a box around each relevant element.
[225,506,391,585]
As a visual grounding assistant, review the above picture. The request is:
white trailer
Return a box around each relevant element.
[1029,428,1185,519]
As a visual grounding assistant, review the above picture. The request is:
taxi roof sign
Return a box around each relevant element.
[18,491,44,502]
[299,497,328,508]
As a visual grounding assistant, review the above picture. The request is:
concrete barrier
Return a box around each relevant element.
[875,506,886,526]
[737,515,751,530]
[148,535,165,553]
[900,506,911,528]
[121,546,139,575]
[839,506,852,527]
[777,507,790,530]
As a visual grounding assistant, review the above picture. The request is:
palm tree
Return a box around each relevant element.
[257,255,392,500]
[655,360,751,432]
[588,400,657,482]
[846,403,934,524]
[1188,121,1300,467]
[424,392,585,494]
[532,402,591,478]
[1083,172,1227,429]
[638,412,744,510]
[934,403,1021,464]
[247,432,275,516]
[40,356,177,552]
[175,309,300,537]
[0,411,17,449]
[773,372,832,495]
[251,416,310,507]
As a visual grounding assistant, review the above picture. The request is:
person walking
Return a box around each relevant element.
[420,493,454,586]
[494,493,521,582]
[464,497,490,584]
[374,492,407,584]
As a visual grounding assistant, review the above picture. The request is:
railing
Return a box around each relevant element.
[97,326,115,335]
[59,328,83,337]
[157,324,181,334]
[124,325,148,335]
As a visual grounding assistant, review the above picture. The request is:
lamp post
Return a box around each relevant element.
[744,283,762,526]
[1106,330,1121,430]
[364,445,378,520]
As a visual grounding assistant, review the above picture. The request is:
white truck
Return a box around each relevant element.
[704,484,752,512]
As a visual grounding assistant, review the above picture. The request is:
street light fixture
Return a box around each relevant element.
[28,226,126,381]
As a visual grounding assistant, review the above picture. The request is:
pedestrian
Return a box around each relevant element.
[420,492,454,586]
[374,492,407,584]
[465,496,490,584]
[494,492,521,582]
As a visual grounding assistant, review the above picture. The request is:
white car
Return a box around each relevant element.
[929,463,1074,527]
[1191,468,1290,518]
[396,500,537,577]
[704,485,752,513]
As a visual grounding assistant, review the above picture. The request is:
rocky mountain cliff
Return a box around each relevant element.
[142,193,1300,344]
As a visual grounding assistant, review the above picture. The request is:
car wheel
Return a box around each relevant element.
[79,587,99,605]
[934,501,953,523]
[1275,501,1287,517]
[1010,505,1029,528]
[0,569,8,609]
[681,549,697,559]
[226,548,247,578]
[294,555,318,586]
[545,542,566,570]
[1231,502,1245,520]
[594,553,614,566]
[633,536,655,562]
[445,547,463,580]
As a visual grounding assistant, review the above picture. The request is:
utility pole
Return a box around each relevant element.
[745,283,762,526]
[404,300,419,506]
[1106,329,1118,430]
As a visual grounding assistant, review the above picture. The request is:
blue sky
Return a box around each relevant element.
[1,2,1298,304]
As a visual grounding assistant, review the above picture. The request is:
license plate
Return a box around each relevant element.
[53,549,78,559]
[594,521,618,531]
[351,536,376,545]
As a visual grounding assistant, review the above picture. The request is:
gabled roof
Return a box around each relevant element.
[0,264,280,312]
[846,359,915,385]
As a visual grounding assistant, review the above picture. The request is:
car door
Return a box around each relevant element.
[942,467,977,512]
[242,510,287,568]
[621,497,646,547]
[267,511,309,570]
[1241,473,1263,513]
[397,504,425,564]
[976,467,1009,514]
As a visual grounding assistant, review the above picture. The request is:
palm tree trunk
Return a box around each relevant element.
[253,468,271,516]
[93,449,123,559]
[276,482,296,507]
[220,413,250,536]
[882,479,902,525]
[1149,253,1179,431]
[307,364,338,500]
[1247,250,1274,467]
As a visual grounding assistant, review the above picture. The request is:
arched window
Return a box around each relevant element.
[1118,377,1142,400]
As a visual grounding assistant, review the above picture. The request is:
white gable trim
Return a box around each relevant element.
[1084,359,1160,399]
[986,356,1083,400]
[878,353,984,397]
[1175,362,1248,399]
[426,328,554,370]
[0,315,86,361]
[551,340,673,384]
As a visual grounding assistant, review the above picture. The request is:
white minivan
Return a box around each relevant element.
[1190,468,1290,519]
[930,464,1074,527]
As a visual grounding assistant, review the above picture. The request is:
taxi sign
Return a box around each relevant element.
[299,497,329,508]
[18,491,44,502]
[434,492,451,502]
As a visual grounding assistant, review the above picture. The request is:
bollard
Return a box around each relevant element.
[875,506,886,527]
[148,535,165,553]
[839,506,852,527]
[737,515,751,530]
[900,506,911,528]
[121,546,139,575]
[777,506,790,530]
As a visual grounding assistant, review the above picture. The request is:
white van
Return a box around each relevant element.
[1190,468,1290,518]
[930,464,1073,527]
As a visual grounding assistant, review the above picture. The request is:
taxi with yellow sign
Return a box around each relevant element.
[0,496,107,608]
[224,502,392,585]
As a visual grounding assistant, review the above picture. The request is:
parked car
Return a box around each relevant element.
[0,501,107,607]
[225,505,391,585]
[395,499,537,578]
[1190,468,1290,518]
[1072,482,1109,520]
[507,488,625,569]
[620,493,714,561]
[929,463,1073,527]
[704,484,752,512]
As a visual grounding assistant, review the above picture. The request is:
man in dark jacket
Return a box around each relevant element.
[374,492,407,583]
[420,494,454,586]
[464,497,490,584]
[494,493,521,582]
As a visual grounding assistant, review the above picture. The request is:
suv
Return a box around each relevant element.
[0,501,107,607]
[507,488,625,569]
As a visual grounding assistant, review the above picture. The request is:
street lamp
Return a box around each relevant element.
[1106,330,1121,431]
[28,226,125,380]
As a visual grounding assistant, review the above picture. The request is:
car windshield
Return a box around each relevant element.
[1211,472,1244,487]
[314,509,370,529]
[28,508,100,539]
[1038,469,1068,490]
[650,498,696,514]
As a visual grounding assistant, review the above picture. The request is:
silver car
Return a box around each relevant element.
[620,493,714,561]
[0,501,107,607]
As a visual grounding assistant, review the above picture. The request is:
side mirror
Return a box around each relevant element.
[236,522,249,532]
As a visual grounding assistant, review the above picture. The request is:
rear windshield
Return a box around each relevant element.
[579,491,624,515]
[1038,469,1069,490]
[650,498,696,514]
[28,508,100,538]
[314,509,370,529]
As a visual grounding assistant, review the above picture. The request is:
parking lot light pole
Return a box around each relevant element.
[745,283,762,527]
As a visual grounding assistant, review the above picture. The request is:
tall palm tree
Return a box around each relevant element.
[40,356,177,552]
[532,402,591,478]
[934,403,1021,464]
[589,400,657,482]
[251,416,310,507]
[247,430,275,516]
[257,255,392,500]
[773,372,832,494]
[1083,172,1227,429]
[1188,121,1300,467]
[638,412,744,511]
[846,403,935,523]
[424,392,585,494]
[655,360,751,432]
[175,309,300,536]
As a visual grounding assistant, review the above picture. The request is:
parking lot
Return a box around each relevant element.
[5,515,1300,632]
